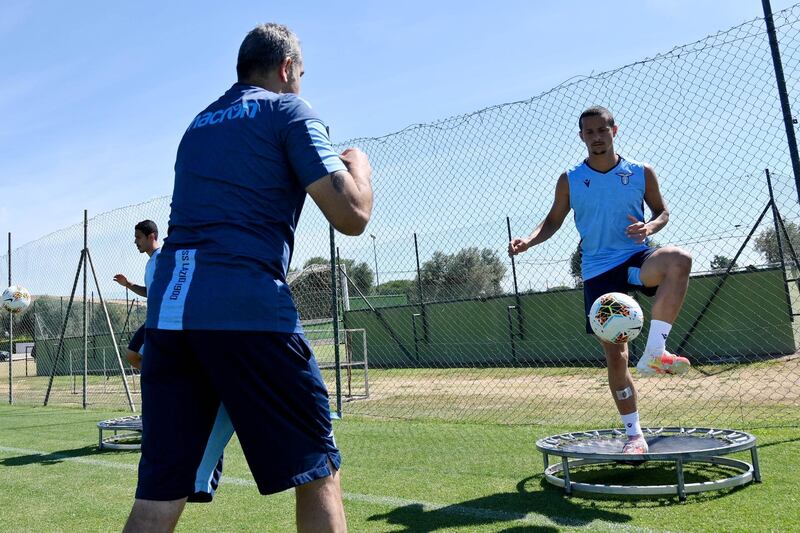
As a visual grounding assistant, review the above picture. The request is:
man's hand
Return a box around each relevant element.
[508,238,530,256]
[625,215,651,244]
[126,351,142,370]
[113,274,130,288]
[340,147,372,180]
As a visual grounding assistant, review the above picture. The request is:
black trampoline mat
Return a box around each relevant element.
[557,435,732,454]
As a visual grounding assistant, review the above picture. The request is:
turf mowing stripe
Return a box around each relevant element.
[0,445,670,533]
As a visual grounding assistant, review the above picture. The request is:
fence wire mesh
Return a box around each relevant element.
[2,6,800,431]
[329,6,800,429]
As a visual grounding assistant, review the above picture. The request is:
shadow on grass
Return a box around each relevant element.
[0,444,137,467]
[365,452,774,532]
[366,475,633,532]
[756,435,800,449]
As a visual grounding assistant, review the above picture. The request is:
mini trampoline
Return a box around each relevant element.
[97,415,143,450]
[536,427,760,501]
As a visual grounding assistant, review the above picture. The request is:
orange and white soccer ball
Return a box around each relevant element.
[588,292,644,344]
[2,285,31,314]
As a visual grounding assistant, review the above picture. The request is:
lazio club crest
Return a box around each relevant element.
[616,170,633,185]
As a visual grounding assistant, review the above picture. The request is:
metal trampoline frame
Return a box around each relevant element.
[536,427,761,501]
[97,415,143,450]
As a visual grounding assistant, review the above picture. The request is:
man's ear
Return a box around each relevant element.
[278,57,293,83]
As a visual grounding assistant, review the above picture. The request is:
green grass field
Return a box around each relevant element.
[0,404,798,532]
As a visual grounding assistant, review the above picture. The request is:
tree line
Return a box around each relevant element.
[290,247,507,319]
[11,222,793,332]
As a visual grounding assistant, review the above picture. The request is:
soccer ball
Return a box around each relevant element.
[588,292,644,344]
[2,285,31,314]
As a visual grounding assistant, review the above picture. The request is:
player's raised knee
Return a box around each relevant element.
[657,246,691,275]
[667,247,692,276]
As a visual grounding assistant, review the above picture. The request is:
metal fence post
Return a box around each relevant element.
[766,169,795,321]
[413,233,429,343]
[83,210,88,409]
[762,0,800,203]
[329,225,342,419]
[7,232,12,404]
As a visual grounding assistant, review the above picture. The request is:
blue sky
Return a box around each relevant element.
[1,0,797,248]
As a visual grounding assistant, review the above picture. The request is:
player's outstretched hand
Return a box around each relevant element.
[112,274,129,288]
[625,215,650,243]
[508,238,529,256]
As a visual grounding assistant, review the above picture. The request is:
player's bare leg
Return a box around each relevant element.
[602,340,637,414]
[123,498,186,533]
[637,246,692,375]
[295,461,347,533]
[602,340,648,453]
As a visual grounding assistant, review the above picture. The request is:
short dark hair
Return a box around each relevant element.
[236,23,301,81]
[579,106,615,130]
[135,220,158,240]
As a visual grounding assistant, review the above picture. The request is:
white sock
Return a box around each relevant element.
[621,411,642,437]
[643,319,672,359]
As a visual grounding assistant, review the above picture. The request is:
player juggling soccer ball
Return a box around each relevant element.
[509,106,692,455]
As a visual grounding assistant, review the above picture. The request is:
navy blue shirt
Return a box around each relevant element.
[147,84,346,332]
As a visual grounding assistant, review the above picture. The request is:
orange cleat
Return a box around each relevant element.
[636,351,691,376]
[622,434,649,454]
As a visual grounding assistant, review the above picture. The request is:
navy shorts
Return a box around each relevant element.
[583,248,658,334]
[127,325,145,353]
[135,329,340,501]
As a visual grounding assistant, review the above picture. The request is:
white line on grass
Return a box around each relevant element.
[0,445,671,533]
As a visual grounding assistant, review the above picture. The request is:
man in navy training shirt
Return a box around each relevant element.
[123,23,373,532]
[509,106,691,455]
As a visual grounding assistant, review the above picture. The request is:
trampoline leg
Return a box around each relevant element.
[98,428,102,450]
[676,458,686,502]
[561,456,572,496]
[751,446,762,483]
[543,453,549,470]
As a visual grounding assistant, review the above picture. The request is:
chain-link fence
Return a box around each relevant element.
[331,5,800,429]
[2,6,800,430]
